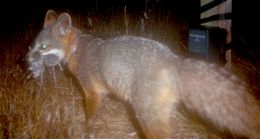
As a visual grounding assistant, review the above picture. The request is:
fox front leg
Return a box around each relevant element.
[83,90,102,120]
[83,77,108,121]
[69,72,103,121]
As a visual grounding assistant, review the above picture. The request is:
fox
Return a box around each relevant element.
[27,9,260,139]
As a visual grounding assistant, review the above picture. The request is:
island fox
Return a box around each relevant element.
[27,9,260,139]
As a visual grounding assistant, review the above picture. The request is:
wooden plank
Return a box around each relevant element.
[200,12,231,23]
[200,0,227,13]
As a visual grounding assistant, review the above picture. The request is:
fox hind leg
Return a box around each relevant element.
[133,88,178,139]
[133,69,179,139]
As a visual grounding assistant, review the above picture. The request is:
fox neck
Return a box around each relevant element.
[63,27,82,62]
[63,27,83,73]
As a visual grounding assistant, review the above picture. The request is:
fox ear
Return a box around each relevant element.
[53,13,72,36]
[44,9,57,28]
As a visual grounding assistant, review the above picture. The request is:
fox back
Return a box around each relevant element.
[27,10,260,139]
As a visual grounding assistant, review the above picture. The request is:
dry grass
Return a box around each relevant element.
[0,40,85,138]
[1,9,258,139]
[0,52,219,139]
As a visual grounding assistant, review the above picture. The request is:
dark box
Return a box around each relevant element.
[188,27,227,65]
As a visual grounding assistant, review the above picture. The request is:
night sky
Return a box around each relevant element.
[0,0,259,60]
[0,0,199,40]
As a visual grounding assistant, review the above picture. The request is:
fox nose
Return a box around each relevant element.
[30,51,41,61]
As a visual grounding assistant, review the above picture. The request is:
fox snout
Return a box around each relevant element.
[27,50,44,78]
[27,47,63,78]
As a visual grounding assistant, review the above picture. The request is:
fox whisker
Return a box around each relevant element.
[40,67,44,89]
[58,63,63,71]
[27,73,32,79]
[52,66,57,85]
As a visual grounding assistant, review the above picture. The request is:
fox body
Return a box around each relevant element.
[27,10,260,139]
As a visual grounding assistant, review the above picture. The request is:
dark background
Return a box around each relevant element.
[0,0,199,40]
[0,0,259,62]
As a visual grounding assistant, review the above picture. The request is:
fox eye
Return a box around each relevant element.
[40,44,48,49]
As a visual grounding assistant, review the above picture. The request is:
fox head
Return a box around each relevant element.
[27,9,82,78]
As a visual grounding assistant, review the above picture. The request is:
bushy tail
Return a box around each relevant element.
[177,58,260,138]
